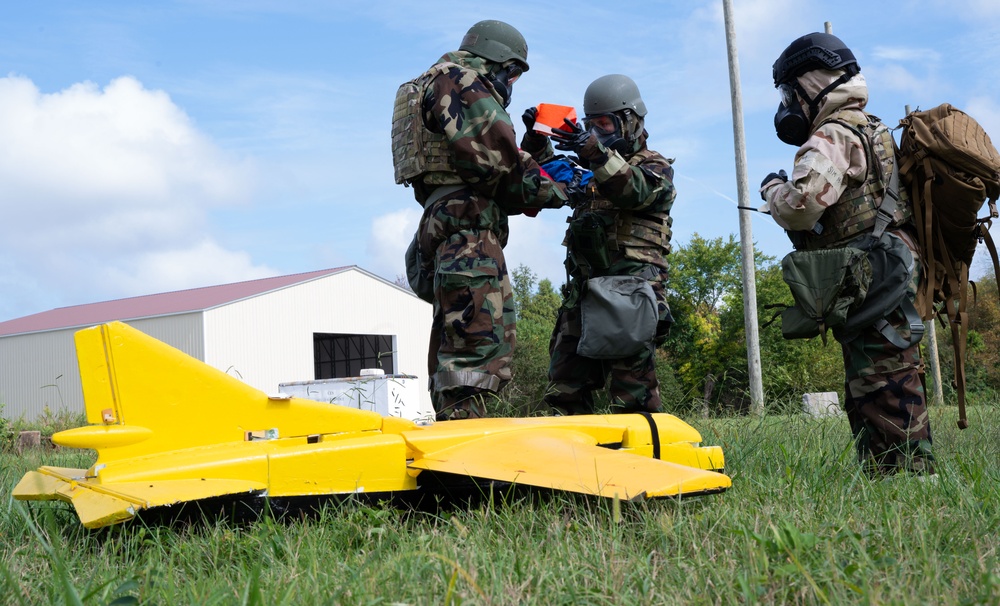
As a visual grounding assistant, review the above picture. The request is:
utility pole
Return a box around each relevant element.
[723,0,764,416]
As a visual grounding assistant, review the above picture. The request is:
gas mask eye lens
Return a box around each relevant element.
[506,65,522,86]
[778,83,796,107]
[498,63,522,87]
[584,114,617,135]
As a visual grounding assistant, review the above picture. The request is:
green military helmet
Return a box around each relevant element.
[583,74,647,118]
[459,20,529,71]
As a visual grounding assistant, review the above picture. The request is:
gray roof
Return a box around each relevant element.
[0,267,352,337]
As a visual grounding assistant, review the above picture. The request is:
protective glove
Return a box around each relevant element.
[759,169,788,200]
[563,169,593,209]
[550,119,594,155]
[520,106,552,158]
[522,107,538,132]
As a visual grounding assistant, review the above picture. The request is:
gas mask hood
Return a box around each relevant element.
[773,72,856,147]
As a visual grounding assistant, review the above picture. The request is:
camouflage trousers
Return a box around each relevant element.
[427,228,515,417]
[544,268,671,415]
[839,235,933,476]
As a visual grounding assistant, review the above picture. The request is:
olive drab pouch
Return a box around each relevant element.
[833,232,923,348]
[391,79,425,185]
[779,247,872,343]
[577,276,657,359]
[568,213,612,271]
[404,233,434,303]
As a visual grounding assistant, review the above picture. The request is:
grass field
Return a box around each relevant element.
[2,404,998,605]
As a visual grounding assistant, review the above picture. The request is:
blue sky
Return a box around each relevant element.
[1,0,998,322]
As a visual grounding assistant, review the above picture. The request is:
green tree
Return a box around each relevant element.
[663,234,841,415]
[933,275,1000,404]
[741,263,842,411]
[668,233,743,314]
[662,233,746,410]
[508,265,561,414]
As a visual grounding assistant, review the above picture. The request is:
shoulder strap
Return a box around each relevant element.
[825,116,900,243]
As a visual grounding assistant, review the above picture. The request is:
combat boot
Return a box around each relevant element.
[435,387,490,421]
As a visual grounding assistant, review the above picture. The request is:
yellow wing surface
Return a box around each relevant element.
[13,321,730,528]
[409,427,730,499]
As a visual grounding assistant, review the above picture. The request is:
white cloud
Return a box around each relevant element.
[364,206,572,292]
[871,46,942,64]
[965,96,1000,146]
[865,63,933,98]
[0,74,275,318]
[504,211,573,289]
[367,206,424,283]
[103,239,278,294]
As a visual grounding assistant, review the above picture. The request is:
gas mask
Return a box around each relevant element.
[489,62,523,109]
[774,83,811,146]
[583,110,636,155]
[773,74,854,147]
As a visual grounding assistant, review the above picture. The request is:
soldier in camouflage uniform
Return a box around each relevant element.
[760,33,934,477]
[520,74,676,415]
[391,20,569,421]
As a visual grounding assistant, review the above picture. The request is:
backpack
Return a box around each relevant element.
[896,103,1000,429]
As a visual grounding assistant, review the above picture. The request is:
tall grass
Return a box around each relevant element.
[2,404,998,605]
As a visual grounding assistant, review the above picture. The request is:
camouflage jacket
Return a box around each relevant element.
[565,135,676,276]
[410,51,567,251]
[761,71,911,250]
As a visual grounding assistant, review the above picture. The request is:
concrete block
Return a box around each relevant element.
[803,392,842,417]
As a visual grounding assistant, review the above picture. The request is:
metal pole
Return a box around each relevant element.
[925,306,944,406]
[723,0,764,416]
[903,103,944,406]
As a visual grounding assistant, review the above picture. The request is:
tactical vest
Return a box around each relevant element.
[796,111,911,250]
[391,64,462,187]
[566,149,673,271]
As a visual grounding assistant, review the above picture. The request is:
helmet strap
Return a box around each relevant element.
[793,71,854,125]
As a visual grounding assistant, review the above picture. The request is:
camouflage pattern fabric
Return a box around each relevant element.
[841,228,934,476]
[403,51,567,418]
[761,68,934,476]
[425,226,514,414]
[762,72,876,232]
[525,132,675,414]
[546,264,672,414]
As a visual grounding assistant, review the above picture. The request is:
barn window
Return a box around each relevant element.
[313,333,395,379]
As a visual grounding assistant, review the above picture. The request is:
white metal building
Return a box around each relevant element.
[0,266,433,421]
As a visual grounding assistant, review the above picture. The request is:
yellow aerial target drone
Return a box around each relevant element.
[14,322,731,529]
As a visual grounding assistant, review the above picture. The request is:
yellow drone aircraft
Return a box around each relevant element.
[14,321,731,529]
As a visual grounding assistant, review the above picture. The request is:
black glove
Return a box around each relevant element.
[520,106,551,157]
[522,107,538,132]
[759,169,788,200]
[550,119,592,155]
[564,169,590,209]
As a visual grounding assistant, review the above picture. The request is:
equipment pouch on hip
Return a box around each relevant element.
[577,275,657,359]
[405,233,435,303]
[833,232,921,347]
[779,246,871,340]
[568,213,612,270]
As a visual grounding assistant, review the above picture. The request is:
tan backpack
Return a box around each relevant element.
[897,103,1000,428]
